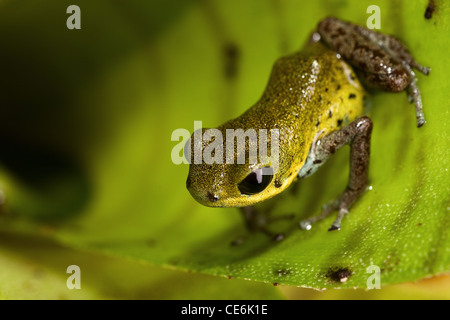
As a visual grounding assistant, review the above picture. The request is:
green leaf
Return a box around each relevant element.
[0,0,448,294]
[0,233,284,299]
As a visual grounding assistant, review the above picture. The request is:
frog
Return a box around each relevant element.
[185,17,430,240]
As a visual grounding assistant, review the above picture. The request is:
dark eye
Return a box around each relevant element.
[238,167,273,195]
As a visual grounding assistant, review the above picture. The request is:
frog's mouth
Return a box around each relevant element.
[187,186,228,208]
[187,183,283,208]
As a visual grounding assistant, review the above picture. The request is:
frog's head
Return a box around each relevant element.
[184,126,287,207]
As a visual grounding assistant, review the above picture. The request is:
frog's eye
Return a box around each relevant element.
[238,167,273,195]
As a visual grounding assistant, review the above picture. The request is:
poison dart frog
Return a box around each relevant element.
[185,17,430,240]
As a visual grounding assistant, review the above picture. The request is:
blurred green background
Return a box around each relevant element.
[0,0,448,299]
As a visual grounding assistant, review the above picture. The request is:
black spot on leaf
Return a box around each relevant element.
[425,0,435,19]
[325,267,352,283]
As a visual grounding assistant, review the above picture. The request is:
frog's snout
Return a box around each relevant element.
[191,188,220,205]
[186,175,221,206]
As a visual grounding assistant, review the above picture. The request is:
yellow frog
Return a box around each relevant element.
[185,17,430,239]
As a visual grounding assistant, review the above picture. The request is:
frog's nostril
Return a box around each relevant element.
[206,191,219,202]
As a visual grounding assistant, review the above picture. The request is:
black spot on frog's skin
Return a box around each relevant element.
[328,110,333,118]
[337,119,343,127]
[425,0,435,19]
[325,87,328,92]
[316,120,320,127]
[313,159,322,164]
[274,179,283,188]
[325,267,353,283]
[336,84,341,91]
[348,93,356,99]
[207,191,218,202]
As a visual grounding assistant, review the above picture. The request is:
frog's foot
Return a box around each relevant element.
[403,62,427,127]
[299,199,338,231]
[230,229,284,246]
[231,206,287,245]
[299,199,349,231]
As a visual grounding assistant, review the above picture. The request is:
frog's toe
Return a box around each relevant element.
[299,220,313,231]
[299,199,339,231]
[328,224,340,231]
[417,117,426,128]
[272,233,285,242]
[328,207,348,231]
[230,236,246,246]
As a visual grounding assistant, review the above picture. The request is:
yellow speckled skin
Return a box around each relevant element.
[187,41,365,207]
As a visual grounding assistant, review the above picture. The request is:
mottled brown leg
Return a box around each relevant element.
[300,116,373,231]
[317,17,430,128]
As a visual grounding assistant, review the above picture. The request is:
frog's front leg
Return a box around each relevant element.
[316,17,430,127]
[231,206,289,245]
[299,116,373,231]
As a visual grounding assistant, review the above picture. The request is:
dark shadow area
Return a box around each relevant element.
[0,0,199,221]
[0,138,91,221]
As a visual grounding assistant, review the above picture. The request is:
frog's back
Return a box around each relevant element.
[259,41,366,134]
[227,42,366,175]
[214,42,366,192]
